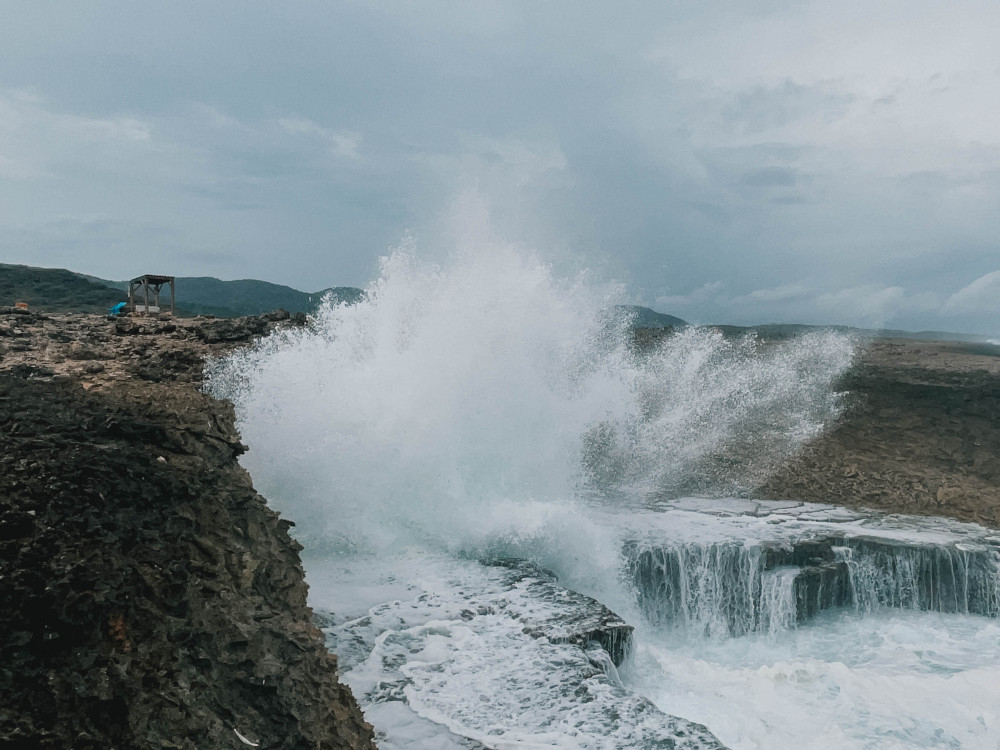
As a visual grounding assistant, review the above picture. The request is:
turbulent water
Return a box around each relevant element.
[208,243,1000,749]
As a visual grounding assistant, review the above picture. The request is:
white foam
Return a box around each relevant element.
[632,609,1000,749]
[309,539,1000,749]
[314,552,720,749]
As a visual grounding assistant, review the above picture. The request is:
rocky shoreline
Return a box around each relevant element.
[0,309,374,749]
[2,310,998,748]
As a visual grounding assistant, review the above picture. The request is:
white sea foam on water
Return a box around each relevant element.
[308,552,721,750]
[308,545,1000,750]
[207,238,1000,748]
[633,610,1000,750]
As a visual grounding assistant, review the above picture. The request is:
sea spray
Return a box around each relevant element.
[583,327,856,499]
[203,241,1000,748]
[206,241,856,563]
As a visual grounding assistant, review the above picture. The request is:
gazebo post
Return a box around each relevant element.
[129,275,176,316]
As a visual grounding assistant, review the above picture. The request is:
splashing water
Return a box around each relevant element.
[206,242,855,555]
[206,241,1000,748]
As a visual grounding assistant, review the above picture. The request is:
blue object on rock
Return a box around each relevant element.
[109,302,128,316]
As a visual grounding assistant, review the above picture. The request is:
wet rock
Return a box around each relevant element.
[482,557,634,666]
[792,560,851,621]
[195,316,270,344]
[626,529,1000,633]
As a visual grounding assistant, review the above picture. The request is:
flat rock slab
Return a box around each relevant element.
[316,554,727,750]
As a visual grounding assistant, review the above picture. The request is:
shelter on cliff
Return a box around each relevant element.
[129,275,175,316]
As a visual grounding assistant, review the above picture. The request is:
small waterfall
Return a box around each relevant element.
[759,567,798,633]
[626,535,1000,637]
[625,541,771,637]
[839,539,1000,616]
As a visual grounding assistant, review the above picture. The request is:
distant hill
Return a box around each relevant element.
[4,264,363,317]
[876,328,994,344]
[711,323,856,341]
[0,264,123,313]
[621,305,687,329]
[5,263,994,349]
[712,322,999,349]
[130,277,363,317]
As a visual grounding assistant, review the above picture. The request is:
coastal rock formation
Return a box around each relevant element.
[481,558,634,667]
[0,310,374,749]
[762,338,1000,527]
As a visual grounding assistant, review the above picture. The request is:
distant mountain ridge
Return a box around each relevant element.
[712,322,999,349]
[1,264,122,313]
[620,305,688,329]
[3,263,363,317]
[96,275,363,317]
[2,263,995,349]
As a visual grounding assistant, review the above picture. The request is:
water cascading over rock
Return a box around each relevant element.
[625,535,1000,636]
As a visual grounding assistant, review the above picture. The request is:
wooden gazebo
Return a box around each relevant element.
[128,275,175,316]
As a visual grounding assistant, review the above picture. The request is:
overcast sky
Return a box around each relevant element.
[2,1,999,334]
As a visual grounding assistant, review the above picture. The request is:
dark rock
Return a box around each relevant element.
[0,315,375,749]
[6,364,54,380]
[195,317,270,344]
[793,561,851,621]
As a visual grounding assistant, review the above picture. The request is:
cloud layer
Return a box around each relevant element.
[1,1,998,334]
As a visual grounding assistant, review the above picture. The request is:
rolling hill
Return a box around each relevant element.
[2,264,363,317]
[0,264,123,313]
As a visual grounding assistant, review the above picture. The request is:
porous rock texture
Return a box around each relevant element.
[761,338,1000,528]
[0,309,375,750]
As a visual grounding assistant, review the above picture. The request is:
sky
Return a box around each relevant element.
[2,1,999,335]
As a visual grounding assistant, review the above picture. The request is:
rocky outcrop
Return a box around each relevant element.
[0,311,375,749]
[481,558,634,667]
[762,338,1000,527]
[632,328,1000,527]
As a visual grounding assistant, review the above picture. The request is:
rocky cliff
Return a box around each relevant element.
[0,309,375,749]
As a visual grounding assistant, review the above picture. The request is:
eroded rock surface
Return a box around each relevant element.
[481,558,634,666]
[0,311,374,749]
[762,338,1000,527]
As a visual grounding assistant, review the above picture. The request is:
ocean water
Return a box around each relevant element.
[207,241,1000,749]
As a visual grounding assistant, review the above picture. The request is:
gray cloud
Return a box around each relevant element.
[944,271,1000,315]
[1,1,999,334]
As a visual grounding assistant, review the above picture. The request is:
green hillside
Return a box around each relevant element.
[3,264,364,317]
[0,264,125,313]
[168,277,363,317]
[622,305,688,329]
[98,275,363,317]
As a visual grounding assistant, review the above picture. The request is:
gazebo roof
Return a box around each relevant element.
[130,274,175,285]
